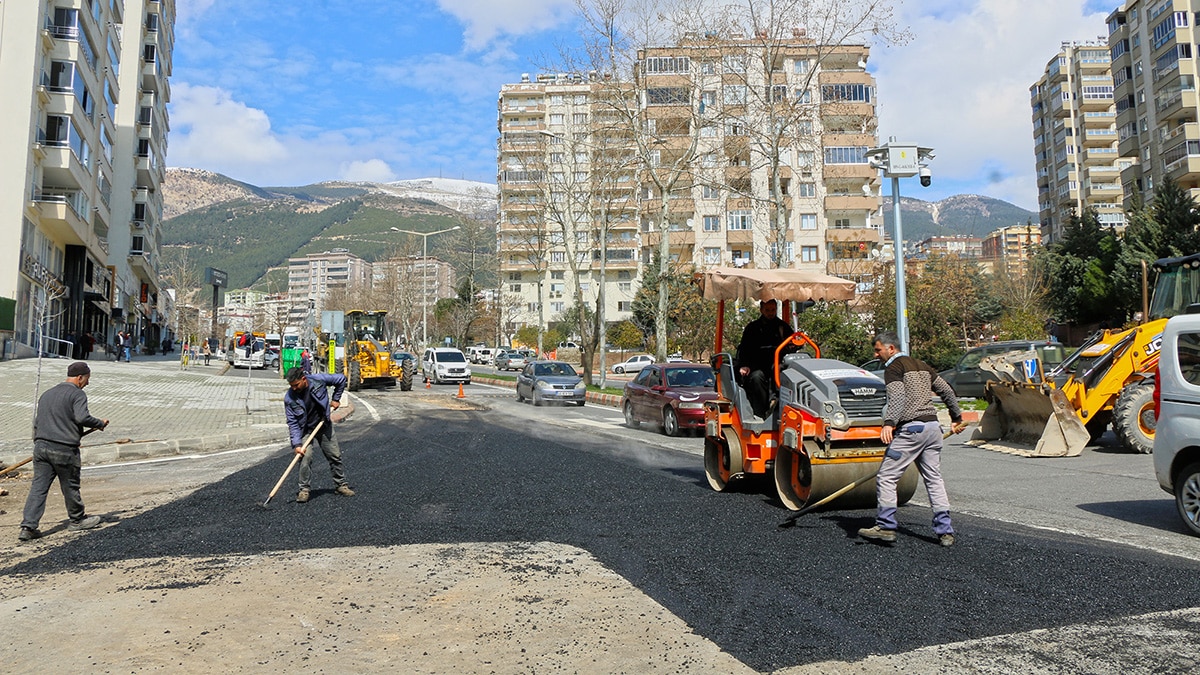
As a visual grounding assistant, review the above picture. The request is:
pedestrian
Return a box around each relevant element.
[202,341,212,366]
[734,298,793,419]
[18,362,108,541]
[300,348,312,374]
[121,331,132,362]
[283,367,354,503]
[858,332,967,547]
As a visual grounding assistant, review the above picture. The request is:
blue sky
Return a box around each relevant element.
[169,1,1120,211]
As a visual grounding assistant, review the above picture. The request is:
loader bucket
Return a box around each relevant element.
[973,382,1089,457]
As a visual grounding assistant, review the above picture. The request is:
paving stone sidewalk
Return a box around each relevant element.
[0,354,336,467]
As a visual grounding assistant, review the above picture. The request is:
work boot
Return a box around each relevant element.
[858,525,897,543]
[335,485,355,497]
[18,527,41,542]
[296,489,310,503]
[67,515,101,531]
[940,533,955,548]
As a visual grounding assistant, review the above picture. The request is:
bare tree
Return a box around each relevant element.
[31,282,68,419]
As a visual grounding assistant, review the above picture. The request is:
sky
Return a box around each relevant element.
[168,0,1122,211]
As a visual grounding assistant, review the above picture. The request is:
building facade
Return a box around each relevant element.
[1107,1,1200,213]
[496,34,882,332]
[0,0,175,358]
[982,224,1042,277]
[1030,38,1130,244]
[285,249,371,324]
[913,235,983,258]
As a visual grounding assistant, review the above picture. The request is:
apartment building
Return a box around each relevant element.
[285,249,371,323]
[496,33,881,331]
[982,224,1042,277]
[371,256,456,307]
[0,0,175,358]
[913,235,983,259]
[1107,1,1200,212]
[1030,39,1131,244]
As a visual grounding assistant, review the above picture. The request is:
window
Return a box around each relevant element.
[821,84,873,103]
[703,215,721,231]
[644,56,690,74]
[794,59,811,74]
[723,55,747,73]
[574,94,587,104]
[550,113,564,125]
[701,185,720,199]
[618,301,632,311]
[800,214,818,230]
[509,284,521,293]
[796,182,816,197]
[824,146,868,164]
[834,218,851,229]
[700,90,716,109]
[573,113,588,124]
[551,271,565,279]
[647,87,689,105]
[797,151,814,167]
[704,247,722,264]
[770,85,788,102]
[728,210,752,230]
[700,152,718,168]
[795,89,812,103]
[724,85,747,105]
[726,118,747,136]
[801,246,819,262]
[508,272,522,281]
[769,242,795,264]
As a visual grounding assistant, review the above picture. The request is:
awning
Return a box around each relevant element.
[694,267,856,303]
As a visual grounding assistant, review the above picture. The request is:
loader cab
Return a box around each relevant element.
[1150,253,1200,320]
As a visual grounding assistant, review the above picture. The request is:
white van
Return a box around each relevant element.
[422,347,472,385]
[1153,312,1200,535]
[471,347,495,364]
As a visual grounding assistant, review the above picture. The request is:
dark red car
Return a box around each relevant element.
[621,363,718,436]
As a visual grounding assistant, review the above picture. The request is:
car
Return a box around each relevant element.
[938,340,1068,398]
[858,358,886,379]
[1154,312,1200,536]
[470,347,496,364]
[495,350,531,371]
[516,360,587,406]
[421,347,471,384]
[612,354,654,374]
[391,350,416,365]
[621,363,718,436]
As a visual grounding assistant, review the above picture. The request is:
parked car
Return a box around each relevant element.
[622,363,718,436]
[938,340,1068,398]
[516,360,587,406]
[858,358,885,378]
[612,354,654,374]
[391,350,416,365]
[421,347,471,384]
[495,350,529,371]
[469,347,495,364]
[1154,312,1200,536]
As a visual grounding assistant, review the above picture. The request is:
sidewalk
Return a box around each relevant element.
[0,354,350,468]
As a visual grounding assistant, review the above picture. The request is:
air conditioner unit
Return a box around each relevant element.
[132,220,144,229]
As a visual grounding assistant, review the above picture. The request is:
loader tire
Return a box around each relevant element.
[348,360,362,392]
[1112,382,1155,454]
[400,365,413,391]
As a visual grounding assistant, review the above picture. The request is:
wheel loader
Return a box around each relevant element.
[977,252,1200,457]
[696,267,919,511]
[338,310,413,392]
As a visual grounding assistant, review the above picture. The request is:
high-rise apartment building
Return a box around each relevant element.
[982,224,1042,277]
[1107,1,1200,213]
[286,249,371,323]
[496,33,881,333]
[1030,39,1130,244]
[0,0,175,358]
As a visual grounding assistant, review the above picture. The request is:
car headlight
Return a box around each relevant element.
[831,411,849,429]
[536,380,550,389]
[574,381,586,390]
[679,402,705,410]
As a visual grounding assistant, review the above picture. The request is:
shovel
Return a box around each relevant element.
[262,420,324,507]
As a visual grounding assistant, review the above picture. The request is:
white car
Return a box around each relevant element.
[612,354,654,374]
[1154,312,1200,535]
[421,347,472,385]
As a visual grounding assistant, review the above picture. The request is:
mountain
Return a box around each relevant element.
[162,169,494,289]
[882,194,1036,241]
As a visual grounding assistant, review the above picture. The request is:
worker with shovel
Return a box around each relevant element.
[284,367,354,503]
[859,332,967,547]
[18,361,108,542]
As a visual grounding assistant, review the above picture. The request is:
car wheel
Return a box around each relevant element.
[624,401,639,428]
[1175,461,1200,536]
[533,390,543,407]
[615,366,624,374]
[576,400,585,407]
[516,386,525,402]
[662,407,680,437]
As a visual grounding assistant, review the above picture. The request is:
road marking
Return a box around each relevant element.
[83,443,284,471]
[349,393,381,421]
[565,417,625,428]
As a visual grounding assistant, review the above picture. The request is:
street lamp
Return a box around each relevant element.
[390,225,460,347]
[865,138,934,354]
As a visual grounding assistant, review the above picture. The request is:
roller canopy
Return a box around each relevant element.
[695,267,856,303]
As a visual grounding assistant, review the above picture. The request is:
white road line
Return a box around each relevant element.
[348,392,381,421]
[83,443,283,471]
[566,417,625,428]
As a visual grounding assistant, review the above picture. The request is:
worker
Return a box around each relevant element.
[19,361,108,542]
[735,298,792,419]
[284,367,354,503]
[859,332,967,547]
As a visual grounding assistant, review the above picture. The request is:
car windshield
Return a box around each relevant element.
[535,363,576,377]
[438,352,466,363]
[666,367,715,388]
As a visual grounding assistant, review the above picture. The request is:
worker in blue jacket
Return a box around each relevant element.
[284,368,354,503]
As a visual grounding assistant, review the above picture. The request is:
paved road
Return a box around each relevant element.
[3,382,1200,672]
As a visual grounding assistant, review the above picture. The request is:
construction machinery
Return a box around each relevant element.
[697,267,919,511]
[977,252,1200,457]
[338,310,412,392]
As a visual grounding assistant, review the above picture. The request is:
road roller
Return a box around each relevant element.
[696,267,918,511]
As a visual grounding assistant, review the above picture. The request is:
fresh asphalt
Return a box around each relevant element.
[5,384,1200,672]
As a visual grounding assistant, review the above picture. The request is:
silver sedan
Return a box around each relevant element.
[516,360,587,406]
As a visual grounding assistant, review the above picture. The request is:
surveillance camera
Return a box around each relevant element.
[919,165,932,188]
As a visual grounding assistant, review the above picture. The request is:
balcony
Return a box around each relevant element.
[1165,153,1200,181]
[1156,87,1198,120]
[1082,128,1118,147]
[1159,122,1200,150]
[825,227,881,244]
[128,250,156,282]
[823,164,875,180]
[643,230,696,248]
[32,188,90,246]
[824,195,878,212]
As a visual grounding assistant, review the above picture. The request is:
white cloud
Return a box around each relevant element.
[340,159,398,182]
[436,0,575,50]
[874,1,1110,210]
[169,83,288,167]
[377,54,515,101]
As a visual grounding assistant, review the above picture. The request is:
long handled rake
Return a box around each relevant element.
[263,420,325,507]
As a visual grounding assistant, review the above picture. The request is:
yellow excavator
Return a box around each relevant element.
[977,252,1200,456]
[339,310,412,392]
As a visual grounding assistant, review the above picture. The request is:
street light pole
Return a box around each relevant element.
[391,225,460,348]
[865,139,935,355]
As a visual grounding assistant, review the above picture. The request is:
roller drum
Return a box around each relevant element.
[775,443,917,512]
